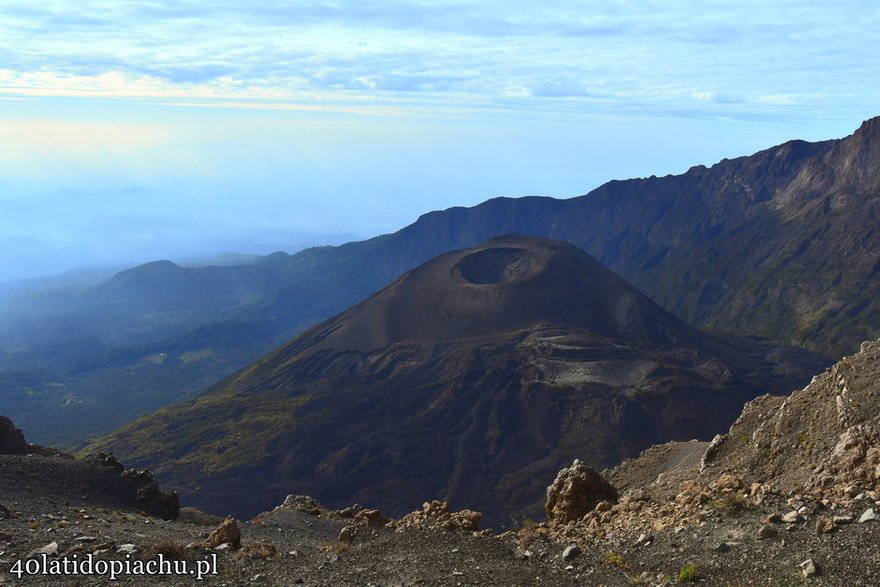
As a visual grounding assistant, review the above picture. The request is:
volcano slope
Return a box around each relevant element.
[95,236,826,528]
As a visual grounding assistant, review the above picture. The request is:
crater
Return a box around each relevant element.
[454,247,538,285]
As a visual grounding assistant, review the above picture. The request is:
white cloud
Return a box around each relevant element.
[0,0,875,121]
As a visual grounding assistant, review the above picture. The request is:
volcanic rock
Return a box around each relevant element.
[545,459,618,524]
[0,416,27,455]
[197,516,241,549]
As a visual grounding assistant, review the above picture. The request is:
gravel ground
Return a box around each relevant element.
[3,452,880,586]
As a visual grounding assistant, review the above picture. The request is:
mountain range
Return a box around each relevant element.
[2,116,879,448]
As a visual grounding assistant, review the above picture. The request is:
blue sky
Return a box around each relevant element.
[0,1,878,281]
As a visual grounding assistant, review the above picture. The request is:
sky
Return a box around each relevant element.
[0,0,878,282]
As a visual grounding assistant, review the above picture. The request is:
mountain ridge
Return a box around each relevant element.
[4,117,879,446]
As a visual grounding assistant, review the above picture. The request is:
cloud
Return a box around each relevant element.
[0,0,875,123]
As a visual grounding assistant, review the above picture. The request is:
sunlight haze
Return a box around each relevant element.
[1,0,878,281]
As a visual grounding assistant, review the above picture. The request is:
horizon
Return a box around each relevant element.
[1,1,878,282]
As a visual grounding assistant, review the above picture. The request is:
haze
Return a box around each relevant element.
[1,1,878,282]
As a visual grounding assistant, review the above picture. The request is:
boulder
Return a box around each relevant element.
[545,459,618,524]
[397,500,483,532]
[198,517,241,549]
[0,416,28,455]
[121,469,179,520]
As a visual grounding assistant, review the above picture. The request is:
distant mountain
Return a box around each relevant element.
[93,236,826,527]
[3,117,879,446]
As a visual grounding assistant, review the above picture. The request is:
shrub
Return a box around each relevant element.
[678,563,697,583]
[604,551,626,568]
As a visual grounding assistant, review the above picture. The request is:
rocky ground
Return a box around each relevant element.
[3,341,880,586]
[2,455,879,586]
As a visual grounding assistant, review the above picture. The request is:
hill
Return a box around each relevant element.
[92,236,825,528]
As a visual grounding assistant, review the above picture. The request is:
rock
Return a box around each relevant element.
[858,508,879,523]
[846,485,864,498]
[782,511,802,524]
[0,417,28,455]
[756,524,777,539]
[27,542,59,558]
[279,495,325,516]
[808,426,880,496]
[452,571,464,577]
[117,544,138,555]
[595,500,613,512]
[0,503,10,519]
[716,473,744,493]
[765,512,782,524]
[397,501,483,533]
[634,533,652,546]
[561,545,581,561]
[251,574,268,583]
[236,544,278,560]
[352,508,391,527]
[627,488,650,502]
[73,536,97,542]
[716,542,730,553]
[200,516,241,548]
[815,517,835,534]
[833,515,854,524]
[700,433,726,471]
[451,509,482,532]
[338,526,353,545]
[799,559,818,578]
[545,459,617,524]
[85,452,125,474]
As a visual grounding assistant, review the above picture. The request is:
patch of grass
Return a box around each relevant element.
[678,563,697,583]
[708,493,749,512]
[142,540,190,561]
[323,540,350,555]
[604,551,626,569]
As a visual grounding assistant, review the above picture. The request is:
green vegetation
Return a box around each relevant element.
[604,551,626,569]
[708,493,749,512]
[678,563,697,583]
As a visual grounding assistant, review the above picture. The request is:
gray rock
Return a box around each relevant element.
[716,542,730,553]
[846,485,863,498]
[756,524,777,539]
[628,488,650,502]
[799,559,818,578]
[858,508,879,523]
[833,515,854,524]
[116,544,138,555]
[562,544,581,561]
[338,526,353,545]
[26,541,58,558]
[782,511,802,524]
